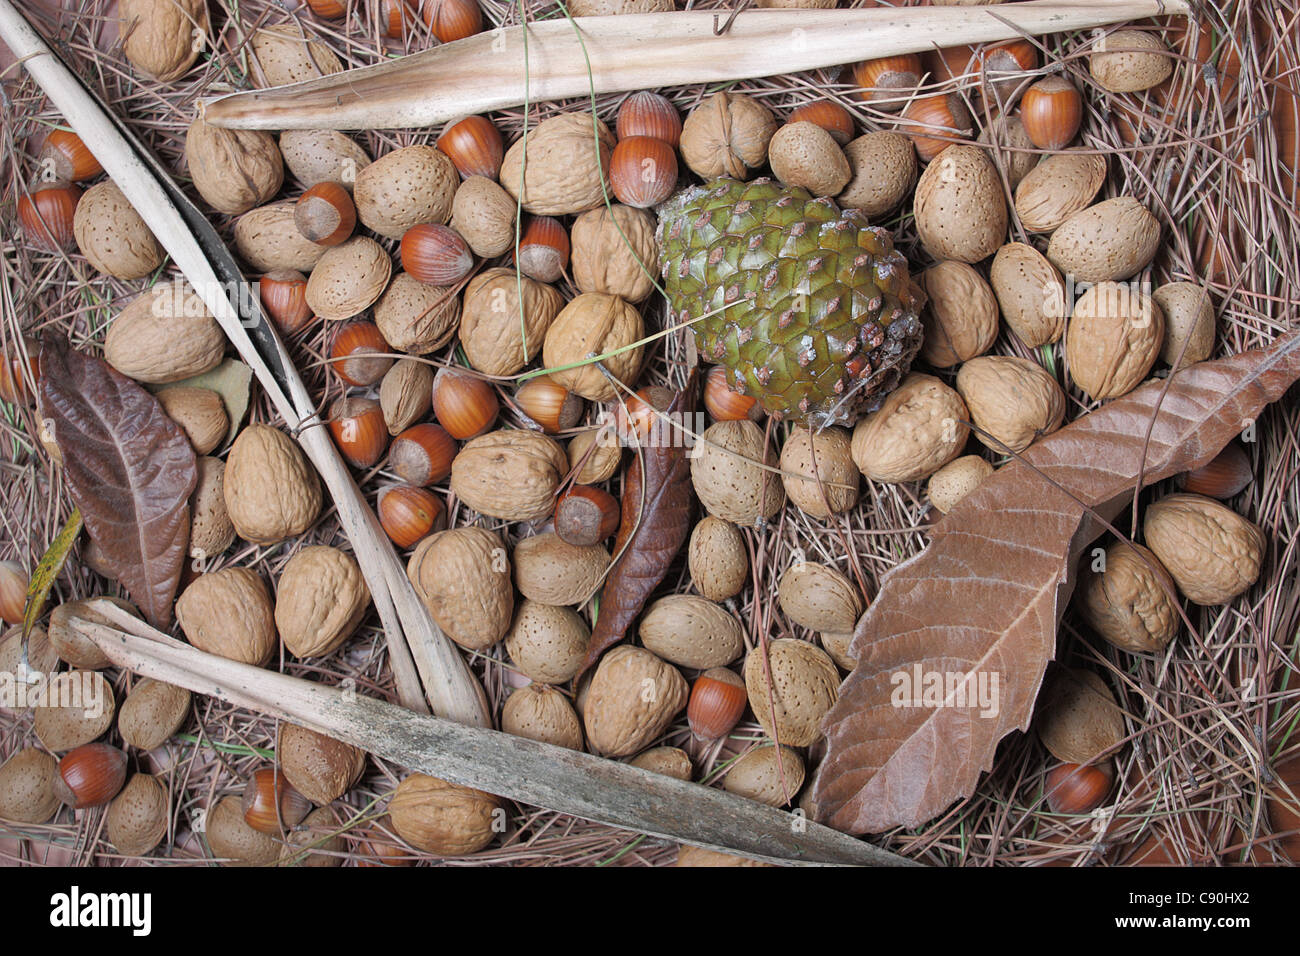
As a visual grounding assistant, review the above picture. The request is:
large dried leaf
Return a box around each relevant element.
[39,339,197,629]
[812,334,1300,834]
[580,375,697,676]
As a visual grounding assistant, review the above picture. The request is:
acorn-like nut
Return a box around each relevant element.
[568,426,622,485]
[1048,197,1162,283]
[851,54,921,112]
[431,367,499,439]
[979,38,1038,105]
[1013,150,1108,234]
[328,396,389,469]
[918,261,999,368]
[989,242,1068,347]
[279,129,371,191]
[278,723,366,805]
[389,422,457,486]
[73,181,164,279]
[850,372,970,483]
[722,745,806,807]
[185,116,284,217]
[378,484,446,549]
[555,485,620,547]
[437,115,504,180]
[407,527,513,650]
[688,516,749,602]
[117,678,191,751]
[543,293,645,402]
[692,420,784,526]
[422,0,483,43]
[0,561,27,626]
[616,387,676,445]
[777,561,864,634]
[53,743,127,809]
[976,113,1037,190]
[460,267,566,375]
[501,684,584,751]
[223,424,322,545]
[788,101,854,146]
[373,272,460,355]
[176,568,277,666]
[1065,281,1164,401]
[639,594,744,670]
[305,236,393,321]
[516,216,570,284]
[679,91,778,180]
[259,269,315,335]
[703,364,762,422]
[248,24,343,88]
[956,355,1066,454]
[1153,282,1215,369]
[280,805,346,867]
[780,426,859,517]
[837,131,916,217]
[927,455,994,514]
[498,112,616,216]
[353,144,458,239]
[1037,668,1125,764]
[276,545,370,658]
[899,93,974,162]
[330,321,393,387]
[294,181,356,246]
[18,184,81,251]
[1020,76,1083,150]
[912,145,1007,264]
[33,671,116,752]
[388,773,500,856]
[628,747,692,780]
[156,386,227,455]
[451,176,517,258]
[569,204,658,303]
[450,429,568,521]
[48,596,140,670]
[104,285,226,385]
[205,794,280,867]
[503,599,590,685]
[0,749,61,824]
[400,223,474,286]
[1178,443,1252,500]
[512,533,611,605]
[610,135,679,208]
[119,0,208,81]
[768,121,851,196]
[687,667,747,740]
[583,645,688,757]
[743,638,839,747]
[515,376,584,434]
[1144,493,1266,606]
[106,773,169,856]
[1045,761,1114,815]
[617,91,682,145]
[1077,541,1179,654]
[1090,29,1174,93]
[380,359,434,435]
[233,201,327,274]
[241,767,312,834]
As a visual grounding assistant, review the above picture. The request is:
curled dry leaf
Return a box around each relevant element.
[811,333,1300,834]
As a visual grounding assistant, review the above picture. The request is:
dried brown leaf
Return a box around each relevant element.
[812,335,1300,833]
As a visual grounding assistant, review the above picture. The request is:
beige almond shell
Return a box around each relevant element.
[223,424,322,545]
[955,355,1066,454]
[691,419,784,526]
[1036,668,1125,764]
[913,145,1007,264]
[503,599,590,684]
[156,386,227,455]
[278,722,366,805]
[1013,151,1107,233]
[688,516,749,602]
[838,131,917,217]
[989,242,1067,347]
[34,671,116,752]
[0,626,57,712]
[450,176,517,258]
[104,286,225,385]
[387,773,500,856]
[73,181,165,280]
[353,144,458,239]
[819,628,857,671]
[460,267,565,376]
[119,0,208,82]
[779,426,859,517]
[233,201,327,273]
[583,645,688,757]
[379,359,434,435]
[175,568,277,666]
[512,533,611,606]
[679,91,778,180]
[190,455,236,559]
[185,116,284,217]
[117,678,192,751]
[48,596,139,670]
[205,794,280,866]
[918,261,999,368]
[498,112,616,216]
[0,749,61,824]
[1047,197,1161,282]
[570,205,659,304]
[767,121,851,196]
[1065,281,1164,401]
[501,683,584,751]
[278,129,371,191]
[926,454,994,514]
[248,24,343,88]
[304,236,393,322]
[850,372,970,483]
[1143,494,1266,606]
[408,527,513,650]
[568,426,623,485]
[976,114,1037,191]
[628,746,693,780]
[106,773,169,857]
[1077,541,1179,653]
[543,293,645,402]
[1153,282,1215,369]
[722,745,806,807]
[450,429,568,521]
[743,638,839,747]
[373,271,460,354]
[1090,29,1174,93]
[639,594,745,669]
[275,545,370,658]
[777,561,864,634]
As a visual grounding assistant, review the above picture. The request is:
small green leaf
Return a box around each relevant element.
[149,358,253,447]
[24,507,83,640]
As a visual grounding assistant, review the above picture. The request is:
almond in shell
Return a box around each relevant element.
[1047,197,1161,282]
[912,144,1007,264]
[1013,151,1107,234]
[638,594,744,669]
[989,242,1067,347]
[742,638,838,747]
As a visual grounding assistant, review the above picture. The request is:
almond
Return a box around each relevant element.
[73,181,164,280]
[722,745,805,807]
[778,425,859,517]
[913,144,1007,264]
[1013,151,1107,233]
[989,242,1067,347]
[691,420,784,526]
[512,533,610,606]
[279,129,371,191]
[1090,29,1174,93]
[503,599,589,684]
[304,236,393,322]
[1047,197,1161,282]
[1037,668,1125,764]
[687,517,749,601]
[233,201,327,273]
[354,145,458,239]
[838,131,917,217]
[742,638,838,747]
[638,594,744,669]
[767,121,851,196]
[373,271,459,354]
[249,24,343,88]
[1153,282,1215,369]
[777,561,863,634]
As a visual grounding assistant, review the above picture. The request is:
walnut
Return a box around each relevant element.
[459,267,565,376]
[918,261,999,368]
[120,0,208,82]
[1064,281,1164,400]
[222,424,322,545]
[185,116,284,217]
[388,774,501,856]
[449,429,568,521]
[583,645,688,757]
[498,113,615,216]
[103,284,225,385]
[175,567,277,666]
[1143,493,1266,605]
[1077,541,1179,653]
[569,205,658,303]
[500,684,584,751]
[850,372,970,482]
[274,545,370,658]
[679,92,778,180]
[541,293,644,402]
[407,527,513,650]
[955,356,1066,455]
